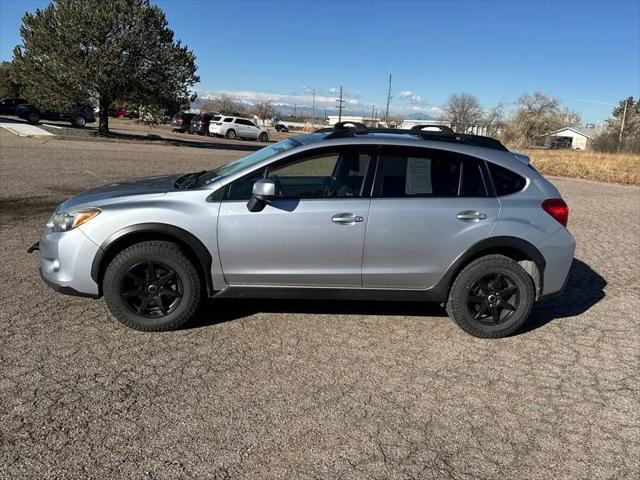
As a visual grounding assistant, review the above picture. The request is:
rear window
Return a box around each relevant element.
[488,163,526,196]
[212,116,222,121]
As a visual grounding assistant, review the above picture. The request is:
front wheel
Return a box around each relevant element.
[72,115,86,128]
[103,241,201,331]
[446,254,535,338]
[259,132,269,142]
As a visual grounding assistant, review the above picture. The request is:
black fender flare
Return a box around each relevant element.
[431,236,546,301]
[90,223,214,296]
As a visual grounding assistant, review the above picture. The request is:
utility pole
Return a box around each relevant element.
[618,98,629,151]
[384,73,392,125]
[336,86,345,122]
[371,104,375,127]
[312,88,316,129]
[293,104,297,118]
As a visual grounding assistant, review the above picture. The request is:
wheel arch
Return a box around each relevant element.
[435,236,546,300]
[91,223,214,297]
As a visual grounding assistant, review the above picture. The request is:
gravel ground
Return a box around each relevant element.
[1,130,639,479]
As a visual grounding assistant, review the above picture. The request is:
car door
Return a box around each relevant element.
[217,146,375,287]
[245,120,261,139]
[362,147,500,289]
[233,118,249,137]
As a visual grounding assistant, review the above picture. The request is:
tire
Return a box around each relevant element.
[72,115,86,128]
[225,129,236,139]
[27,111,40,124]
[446,254,535,338]
[103,241,201,332]
[259,132,269,142]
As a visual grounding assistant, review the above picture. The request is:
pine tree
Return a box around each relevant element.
[12,0,199,134]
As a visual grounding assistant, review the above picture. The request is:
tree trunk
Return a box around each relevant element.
[98,94,110,135]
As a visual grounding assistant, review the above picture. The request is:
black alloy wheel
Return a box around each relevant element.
[119,261,183,318]
[466,272,520,325]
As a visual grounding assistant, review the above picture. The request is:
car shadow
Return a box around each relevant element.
[521,258,606,333]
[187,298,447,329]
[187,258,606,334]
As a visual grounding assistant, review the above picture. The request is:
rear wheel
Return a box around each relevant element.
[446,255,535,338]
[225,129,236,139]
[27,111,40,124]
[103,241,201,331]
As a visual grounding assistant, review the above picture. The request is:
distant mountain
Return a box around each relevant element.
[405,112,438,120]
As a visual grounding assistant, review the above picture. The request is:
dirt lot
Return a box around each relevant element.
[1,130,639,479]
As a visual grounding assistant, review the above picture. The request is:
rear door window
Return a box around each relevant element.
[460,157,488,197]
[224,117,234,122]
[375,148,460,197]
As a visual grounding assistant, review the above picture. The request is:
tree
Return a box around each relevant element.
[251,101,278,121]
[0,61,21,98]
[593,96,640,153]
[503,91,582,146]
[12,0,198,134]
[483,102,505,137]
[203,94,249,116]
[443,93,483,133]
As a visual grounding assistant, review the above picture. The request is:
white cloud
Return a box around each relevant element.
[399,89,423,104]
[198,88,443,118]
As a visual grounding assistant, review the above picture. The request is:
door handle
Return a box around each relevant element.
[332,213,364,224]
[456,211,487,221]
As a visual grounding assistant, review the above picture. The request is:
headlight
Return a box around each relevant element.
[46,208,101,232]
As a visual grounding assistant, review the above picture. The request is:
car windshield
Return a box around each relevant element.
[191,138,302,188]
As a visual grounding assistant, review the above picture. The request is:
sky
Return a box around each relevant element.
[1,0,639,122]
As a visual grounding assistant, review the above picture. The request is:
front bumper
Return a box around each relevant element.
[32,226,101,298]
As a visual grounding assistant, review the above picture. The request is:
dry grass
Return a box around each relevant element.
[516,148,640,186]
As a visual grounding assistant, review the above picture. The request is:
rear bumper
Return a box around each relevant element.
[538,227,576,297]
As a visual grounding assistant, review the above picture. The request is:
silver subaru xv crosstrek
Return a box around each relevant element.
[31,123,575,338]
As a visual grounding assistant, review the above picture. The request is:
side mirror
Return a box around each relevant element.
[247,178,276,212]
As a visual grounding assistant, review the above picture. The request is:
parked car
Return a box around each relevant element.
[209,116,269,141]
[274,124,289,132]
[30,122,575,338]
[16,103,96,127]
[171,112,195,132]
[108,106,139,119]
[0,97,28,115]
[188,114,215,135]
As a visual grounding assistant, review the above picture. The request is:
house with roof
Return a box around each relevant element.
[542,126,600,151]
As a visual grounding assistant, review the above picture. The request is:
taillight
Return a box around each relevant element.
[542,199,569,226]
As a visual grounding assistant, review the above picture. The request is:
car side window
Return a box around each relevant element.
[267,149,373,199]
[460,157,488,197]
[376,148,460,197]
[224,117,233,122]
[488,163,526,196]
[225,148,373,200]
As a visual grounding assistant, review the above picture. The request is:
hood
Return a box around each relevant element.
[57,174,181,211]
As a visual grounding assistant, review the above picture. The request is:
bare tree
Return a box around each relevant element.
[203,94,248,116]
[443,93,483,133]
[483,102,505,137]
[504,91,582,146]
[251,101,278,121]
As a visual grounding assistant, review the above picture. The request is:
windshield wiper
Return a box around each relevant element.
[175,170,208,189]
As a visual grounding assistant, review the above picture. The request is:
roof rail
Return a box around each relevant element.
[315,123,508,151]
[410,124,455,135]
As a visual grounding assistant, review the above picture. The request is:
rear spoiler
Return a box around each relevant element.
[512,151,530,165]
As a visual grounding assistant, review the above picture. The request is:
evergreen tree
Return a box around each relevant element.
[12,0,199,133]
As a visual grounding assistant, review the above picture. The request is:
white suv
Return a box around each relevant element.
[209,116,269,141]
